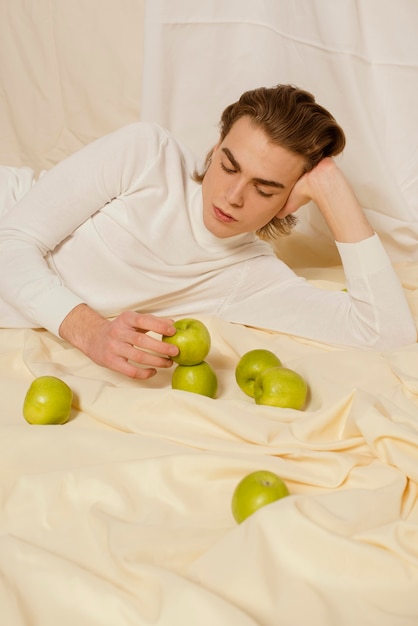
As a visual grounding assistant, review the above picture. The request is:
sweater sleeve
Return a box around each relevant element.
[219,234,416,351]
[0,123,163,336]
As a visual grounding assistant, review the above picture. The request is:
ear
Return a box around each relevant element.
[212,140,222,154]
[206,141,221,167]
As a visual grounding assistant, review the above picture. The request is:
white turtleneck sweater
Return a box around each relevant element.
[0,122,415,350]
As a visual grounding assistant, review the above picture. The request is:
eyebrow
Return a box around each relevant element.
[222,147,285,189]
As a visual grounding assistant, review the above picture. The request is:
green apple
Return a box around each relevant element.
[162,318,211,365]
[254,366,307,410]
[171,361,217,398]
[23,375,73,425]
[231,470,289,524]
[235,349,282,398]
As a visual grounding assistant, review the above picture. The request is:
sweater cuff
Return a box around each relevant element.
[30,286,85,337]
[335,233,390,277]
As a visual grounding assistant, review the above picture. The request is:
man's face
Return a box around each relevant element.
[201,116,305,238]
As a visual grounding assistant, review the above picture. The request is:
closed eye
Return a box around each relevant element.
[220,161,236,174]
[221,155,277,198]
[256,187,273,198]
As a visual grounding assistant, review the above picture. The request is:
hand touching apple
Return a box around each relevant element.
[162,318,211,365]
[59,305,179,379]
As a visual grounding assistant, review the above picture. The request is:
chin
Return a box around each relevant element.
[202,213,228,238]
[206,219,239,239]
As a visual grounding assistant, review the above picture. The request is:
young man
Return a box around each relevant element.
[0,85,415,379]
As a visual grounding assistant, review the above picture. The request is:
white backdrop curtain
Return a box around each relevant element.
[141,0,418,263]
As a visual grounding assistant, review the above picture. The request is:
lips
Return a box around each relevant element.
[213,205,237,223]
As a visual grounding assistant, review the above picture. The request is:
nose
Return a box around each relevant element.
[225,181,244,208]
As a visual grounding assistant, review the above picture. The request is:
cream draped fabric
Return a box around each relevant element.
[1,300,418,624]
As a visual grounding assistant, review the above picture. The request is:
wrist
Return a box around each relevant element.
[307,159,374,243]
[59,303,108,352]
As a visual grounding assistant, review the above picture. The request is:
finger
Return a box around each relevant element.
[125,312,177,336]
[126,329,179,358]
[108,315,178,357]
[109,356,158,380]
[119,343,175,369]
